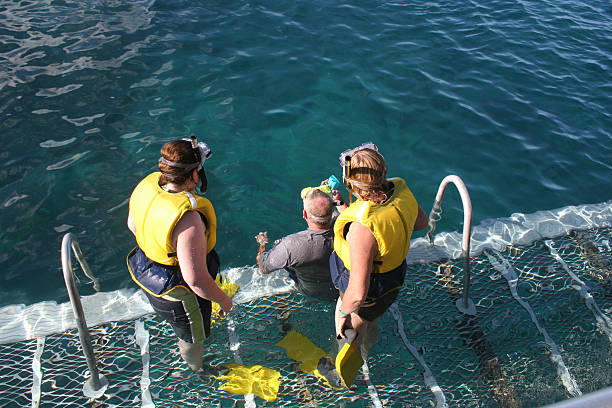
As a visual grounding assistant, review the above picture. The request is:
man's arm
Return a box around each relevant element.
[256,240,269,273]
[255,236,291,275]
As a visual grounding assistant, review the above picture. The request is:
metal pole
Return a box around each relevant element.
[61,233,107,397]
[70,239,101,292]
[426,175,475,315]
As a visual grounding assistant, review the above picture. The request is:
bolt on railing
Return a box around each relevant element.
[61,233,108,398]
[426,175,475,315]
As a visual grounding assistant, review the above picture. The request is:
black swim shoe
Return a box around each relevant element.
[196,364,230,379]
[317,357,342,389]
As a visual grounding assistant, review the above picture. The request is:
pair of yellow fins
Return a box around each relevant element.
[276,328,364,389]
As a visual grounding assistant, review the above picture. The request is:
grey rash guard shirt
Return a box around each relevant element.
[258,228,338,301]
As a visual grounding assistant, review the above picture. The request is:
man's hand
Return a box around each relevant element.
[255,231,268,245]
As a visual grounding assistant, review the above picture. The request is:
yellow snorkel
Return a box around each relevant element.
[339,142,378,205]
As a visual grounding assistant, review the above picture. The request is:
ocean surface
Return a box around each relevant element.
[0,0,610,308]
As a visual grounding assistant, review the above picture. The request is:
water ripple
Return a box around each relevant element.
[35,84,82,98]
[0,0,156,90]
[39,138,76,148]
[61,113,104,126]
[45,151,89,171]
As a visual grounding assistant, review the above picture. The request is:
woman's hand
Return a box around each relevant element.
[219,296,233,317]
[335,310,352,339]
[332,189,348,211]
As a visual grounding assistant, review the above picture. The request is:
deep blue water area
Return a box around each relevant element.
[0,0,610,307]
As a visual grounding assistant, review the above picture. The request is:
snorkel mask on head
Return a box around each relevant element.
[338,142,379,193]
[158,135,212,194]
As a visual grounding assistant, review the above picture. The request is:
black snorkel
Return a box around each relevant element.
[190,135,210,194]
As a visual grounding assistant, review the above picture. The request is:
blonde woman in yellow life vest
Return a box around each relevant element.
[321,142,428,386]
[126,137,232,374]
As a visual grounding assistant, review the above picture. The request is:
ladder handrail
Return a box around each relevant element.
[61,233,107,397]
[426,175,475,315]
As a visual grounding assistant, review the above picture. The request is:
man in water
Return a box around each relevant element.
[255,187,339,301]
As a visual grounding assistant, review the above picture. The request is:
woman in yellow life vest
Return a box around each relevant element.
[126,137,232,373]
[330,143,428,360]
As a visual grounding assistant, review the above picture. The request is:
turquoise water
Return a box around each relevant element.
[0,0,610,307]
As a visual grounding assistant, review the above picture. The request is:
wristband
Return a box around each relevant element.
[257,239,268,245]
[339,308,349,317]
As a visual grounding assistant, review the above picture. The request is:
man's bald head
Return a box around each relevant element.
[303,188,334,229]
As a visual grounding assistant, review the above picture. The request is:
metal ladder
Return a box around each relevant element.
[60,232,108,398]
[426,175,475,315]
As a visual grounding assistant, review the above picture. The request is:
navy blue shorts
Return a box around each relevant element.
[330,252,406,321]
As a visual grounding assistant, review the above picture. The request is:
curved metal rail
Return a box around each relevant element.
[61,233,108,398]
[426,175,475,315]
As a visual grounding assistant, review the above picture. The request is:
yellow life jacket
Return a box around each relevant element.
[333,178,418,274]
[129,172,216,265]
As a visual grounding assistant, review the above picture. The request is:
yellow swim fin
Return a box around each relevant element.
[215,363,281,402]
[334,329,363,388]
[211,274,239,325]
